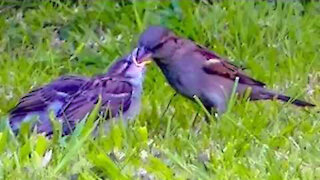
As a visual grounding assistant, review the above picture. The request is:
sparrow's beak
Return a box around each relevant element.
[132,46,152,67]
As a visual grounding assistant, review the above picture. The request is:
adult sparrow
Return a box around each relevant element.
[135,26,314,114]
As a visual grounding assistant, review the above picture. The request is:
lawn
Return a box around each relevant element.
[0,0,319,179]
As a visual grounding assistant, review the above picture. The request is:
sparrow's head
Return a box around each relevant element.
[136,26,179,64]
[107,49,151,81]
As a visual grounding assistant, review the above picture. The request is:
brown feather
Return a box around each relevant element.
[58,77,133,124]
[196,48,266,87]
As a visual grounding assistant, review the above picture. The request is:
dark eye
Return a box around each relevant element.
[152,42,165,51]
[173,37,179,43]
[151,37,177,51]
[121,61,130,69]
[122,61,131,72]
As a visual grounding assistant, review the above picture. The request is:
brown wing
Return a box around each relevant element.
[9,76,89,134]
[196,47,265,87]
[9,76,88,119]
[58,76,133,131]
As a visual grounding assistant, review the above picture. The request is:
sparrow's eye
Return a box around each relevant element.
[122,61,132,72]
[151,42,164,51]
[151,36,178,51]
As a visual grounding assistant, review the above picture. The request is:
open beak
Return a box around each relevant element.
[132,47,153,67]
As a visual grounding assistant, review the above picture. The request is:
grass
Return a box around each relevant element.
[0,0,320,179]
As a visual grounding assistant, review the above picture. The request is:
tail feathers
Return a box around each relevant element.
[276,94,315,107]
[260,91,315,107]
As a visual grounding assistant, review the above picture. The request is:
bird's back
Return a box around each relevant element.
[9,76,89,134]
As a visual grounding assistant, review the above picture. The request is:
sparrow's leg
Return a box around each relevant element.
[160,92,178,120]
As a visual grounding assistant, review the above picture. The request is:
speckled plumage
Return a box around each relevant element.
[9,53,146,135]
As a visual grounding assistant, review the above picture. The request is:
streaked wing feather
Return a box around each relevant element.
[196,48,265,87]
[59,77,133,128]
[9,76,88,119]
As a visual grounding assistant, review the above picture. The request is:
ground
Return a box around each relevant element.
[0,0,319,179]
